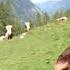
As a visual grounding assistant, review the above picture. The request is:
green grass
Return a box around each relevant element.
[0,21,70,70]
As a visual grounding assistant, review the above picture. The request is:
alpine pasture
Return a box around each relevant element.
[0,21,70,70]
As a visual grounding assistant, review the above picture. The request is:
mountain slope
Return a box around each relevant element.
[10,0,42,23]
[0,0,42,23]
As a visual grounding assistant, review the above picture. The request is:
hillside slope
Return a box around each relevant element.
[0,21,70,70]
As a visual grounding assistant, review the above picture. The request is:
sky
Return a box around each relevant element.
[30,0,62,4]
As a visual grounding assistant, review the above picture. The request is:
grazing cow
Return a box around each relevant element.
[25,22,30,31]
[5,25,13,39]
[0,36,5,40]
[56,17,67,21]
[54,47,70,70]
[20,32,27,39]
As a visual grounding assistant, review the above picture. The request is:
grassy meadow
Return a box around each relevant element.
[0,21,70,70]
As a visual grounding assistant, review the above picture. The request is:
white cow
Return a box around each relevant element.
[20,32,27,39]
[5,25,13,39]
[0,25,13,41]
[0,36,5,40]
[25,22,30,31]
[56,17,67,21]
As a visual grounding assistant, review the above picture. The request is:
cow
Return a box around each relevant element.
[0,36,5,40]
[56,17,67,21]
[19,32,27,39]
[25,22,30,32]
[5,25,13,39]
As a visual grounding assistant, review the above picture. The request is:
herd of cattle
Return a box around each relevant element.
[0,22,30,40]
[0,16,67,41]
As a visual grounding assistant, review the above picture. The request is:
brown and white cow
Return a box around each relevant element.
[56,17,67,21]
